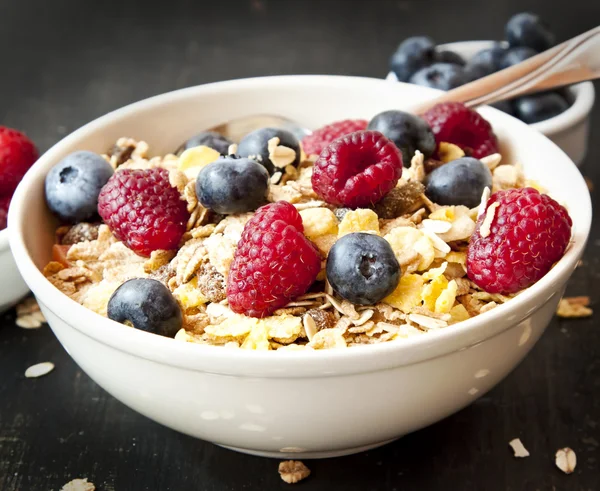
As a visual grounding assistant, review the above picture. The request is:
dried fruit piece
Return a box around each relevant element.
[373,181,425,219]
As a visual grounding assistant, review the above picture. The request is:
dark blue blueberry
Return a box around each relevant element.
[237,128,301,174]
[409,63,468,91]
[425,157,492,208]
[45,151,114,224]
[435,50,466,66]
[196,157,269,214]
[490,99,516,116]
[367,110,436,166]
[514,91,570,124]
[389,36,436,82]
[326,233,400,305]
[500,46,538,70]
[176,131,233,156]
[505,12,555,52]
[107,278,182,338]
[464,46,507,80]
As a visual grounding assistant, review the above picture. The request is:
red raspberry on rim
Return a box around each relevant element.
[311,130,403,208]
[227,201,321,318]
[467,187,572,294]
[98,168,190,257]
[301,119,368,156]
[422,102,499,159]
[0,126,39,196]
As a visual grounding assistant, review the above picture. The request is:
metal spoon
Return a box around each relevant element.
[207,25,600,140]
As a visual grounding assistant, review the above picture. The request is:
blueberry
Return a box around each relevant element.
[435,50,466,66]
[500,47,537,70]
[425,157,492,208]
[514,91,570,124]
[196,157,269,214]
[326,233,400,305]
[107,278,182,338]
[367,110,436,165]
[464,46,507,80]
[389,36,436,82]
[409,63,468,91]
[490,99,516,116]
[176,131,233,156]
[505,12,555,52]
[237,128,301,175]
[45,151,114,224]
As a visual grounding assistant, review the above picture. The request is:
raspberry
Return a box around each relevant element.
[422,102,499,159]
[467,188,572,294]
[227,201,321,318]
[301,119,368,156]
[98,168,189,257]
[0,126,39,195]
[311,130,403,208]
[0,194,10,230]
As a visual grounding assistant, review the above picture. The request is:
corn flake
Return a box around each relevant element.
[300,208,338,240]
[383,274,424,313]
[338,209,380,237]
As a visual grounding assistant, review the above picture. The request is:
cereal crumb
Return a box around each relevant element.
[556,297,592,318]
[555,447,576,474]
[278,460,311,484]
[61,478,95,491]
[25,362,55,378]
[509,438,530,458]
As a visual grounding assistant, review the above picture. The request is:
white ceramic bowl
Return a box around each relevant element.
[0,229,30,312]
[8,76,592,459]
[386,40,595,166]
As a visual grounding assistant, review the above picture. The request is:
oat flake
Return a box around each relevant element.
[509,438,530,458]
[61,478,95,491]
[555,447,576,474]
[25,362,55,378]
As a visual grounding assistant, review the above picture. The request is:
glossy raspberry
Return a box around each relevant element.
[467,188,572,294]
[301,119,368,156]
[0,194,10,230]
[97,168,189,257]
[0,126,39,195]
[227,201,321,318]
[311,130,403,208]
[422,102,499,159]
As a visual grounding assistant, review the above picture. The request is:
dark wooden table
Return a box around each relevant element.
[1,0,599,489]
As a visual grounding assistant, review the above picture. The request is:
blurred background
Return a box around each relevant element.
[2,0,599,150]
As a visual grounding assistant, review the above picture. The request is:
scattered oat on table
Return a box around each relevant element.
[15,296,46,329]
[555,447,577,474]
[278,460,311,484]
[508,438,530,458]
[24,362,54,378]
[556,297,593,318]
[61,478,95,491]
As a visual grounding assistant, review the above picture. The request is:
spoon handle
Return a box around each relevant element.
[413,25,600,114]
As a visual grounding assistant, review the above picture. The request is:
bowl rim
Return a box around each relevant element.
[7,75,592,378]
[387,39,595,135]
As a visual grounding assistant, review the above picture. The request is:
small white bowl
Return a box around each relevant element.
[8,76,592,459]
[0,229,30,312]
[386,40,595,166]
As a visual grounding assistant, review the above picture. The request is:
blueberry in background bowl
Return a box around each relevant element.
[389,36,436,82]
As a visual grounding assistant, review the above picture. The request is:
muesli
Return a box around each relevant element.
[42,103,573,350]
